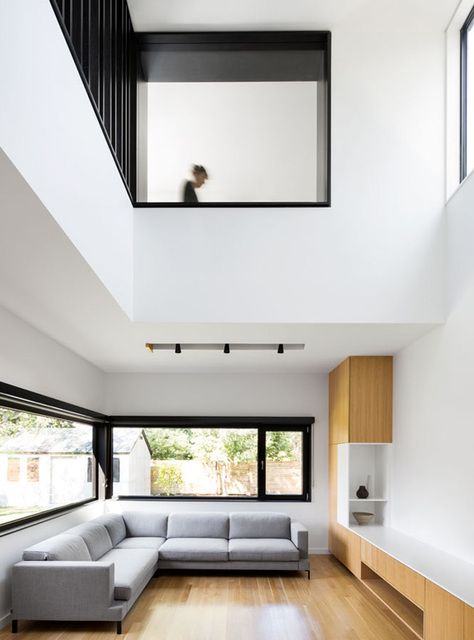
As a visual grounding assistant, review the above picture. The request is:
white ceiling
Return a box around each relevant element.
[126,0,460,33]
[0,149,437,374]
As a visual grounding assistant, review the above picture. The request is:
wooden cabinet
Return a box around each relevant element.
[329,356,393,444]
[361,541,424,609]
[464,604,474,639]
[425,582,464,640]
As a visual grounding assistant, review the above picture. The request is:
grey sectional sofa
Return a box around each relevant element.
[11,511,309,634]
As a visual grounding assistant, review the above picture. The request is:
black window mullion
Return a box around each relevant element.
[257,427,266,500]
[460,6,474,181]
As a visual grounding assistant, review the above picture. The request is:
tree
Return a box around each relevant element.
[0,408,72,444]
[223,430,257,464]
[144,428,193,460]
[265,431,299,461]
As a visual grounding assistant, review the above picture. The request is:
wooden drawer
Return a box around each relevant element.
[361,541,424,609]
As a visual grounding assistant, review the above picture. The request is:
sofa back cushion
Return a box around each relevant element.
[67,522,113,560]
[94,513,126,546]
[23,533,92,561]
[122,511,168,538]
[167,512,229,539]
[229,512,290,539]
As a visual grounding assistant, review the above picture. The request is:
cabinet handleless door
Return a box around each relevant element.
[329,356,392,444]
[465,604,474,639]
[425,581,464,640]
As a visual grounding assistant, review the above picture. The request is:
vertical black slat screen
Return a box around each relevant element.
[49,0,137,200]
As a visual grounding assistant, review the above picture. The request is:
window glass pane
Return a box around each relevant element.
[265,431,303,495]
[0,408,94,526]
[113,427,258,497]
[467,23,474,176]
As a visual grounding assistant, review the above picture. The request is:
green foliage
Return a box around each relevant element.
[265,431,300,461]
[151,464,183,496]
[223,430,257,464]
[144,428,193,460]
[0,408,72,444]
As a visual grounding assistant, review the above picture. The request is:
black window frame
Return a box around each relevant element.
[0,382,108,535]
[110,416,313,502]
[460,5,474,181]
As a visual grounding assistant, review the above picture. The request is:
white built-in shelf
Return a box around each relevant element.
[337,443,391,527]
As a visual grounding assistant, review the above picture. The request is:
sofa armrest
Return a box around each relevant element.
[291,522,309,559]
[12,561,116,620]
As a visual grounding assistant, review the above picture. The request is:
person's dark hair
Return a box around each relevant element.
[192,164,208,178]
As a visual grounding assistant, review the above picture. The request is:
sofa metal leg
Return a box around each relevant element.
[307,569,311,580]
[11,619,18,633]
[117,620,123,635]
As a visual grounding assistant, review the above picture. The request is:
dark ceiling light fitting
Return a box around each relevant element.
[145,343,304,353]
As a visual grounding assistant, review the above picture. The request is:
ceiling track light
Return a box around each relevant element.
[146,343,304,353]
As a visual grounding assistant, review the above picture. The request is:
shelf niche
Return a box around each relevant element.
[337,443,391,527]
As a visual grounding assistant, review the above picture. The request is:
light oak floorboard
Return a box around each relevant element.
[1,556,418,640]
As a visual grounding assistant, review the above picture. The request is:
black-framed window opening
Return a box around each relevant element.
[0,406,97,529]
[461,6,474,180]
[111,421,312,501]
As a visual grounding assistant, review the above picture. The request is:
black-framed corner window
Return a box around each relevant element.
[461,6,474,180]
[110,418,312,501]
[135,31,331,208]
[0,382,106,533]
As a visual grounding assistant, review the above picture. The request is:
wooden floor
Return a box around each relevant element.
[0,556,418,640]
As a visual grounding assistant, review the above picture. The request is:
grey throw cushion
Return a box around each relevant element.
[229,512,290,539]
[122,511,168,538]
[68,522,113,561]
[23,534,92,561]
[167,512,229,539]
[229,538,299,562]
[100,548,158,601]
[159,538,228,562]
[94,514,126,546]
[116,537,166,550]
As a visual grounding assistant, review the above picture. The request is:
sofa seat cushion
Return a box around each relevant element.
[228,538,299,562]
[23,533,92,561]
[229,512,290,539]
[167,512,229,538]
[100,548,158,601]
[159,538,228,562]
[116,537,165,550]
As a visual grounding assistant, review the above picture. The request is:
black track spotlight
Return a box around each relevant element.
[224,343,230,354]
[277,344,284,354]
[175,343,181,354]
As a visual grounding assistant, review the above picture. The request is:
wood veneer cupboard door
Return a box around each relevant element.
[384,555,425,609]
[346,529,362,578]
[329,356,393,444]
[349,356,392,443]
[425,581,464,640]
[329,358,350,443]
[465,604,474,639]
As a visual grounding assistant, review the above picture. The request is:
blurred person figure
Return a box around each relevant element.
[183,164,208,203]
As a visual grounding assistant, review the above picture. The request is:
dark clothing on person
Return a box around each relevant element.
[183,180,198,203]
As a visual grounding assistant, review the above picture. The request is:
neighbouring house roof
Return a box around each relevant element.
[0,427,150,455]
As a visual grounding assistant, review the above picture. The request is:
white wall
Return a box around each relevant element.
[147,82,318,202]
[0,304,107,626]
[134,15,446,323]
[0,0,134,317]
[390,171,474,564]
[104,372,328,553]
[0,306,104,413]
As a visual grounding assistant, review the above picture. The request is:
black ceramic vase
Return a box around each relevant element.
[356,485,369,499]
